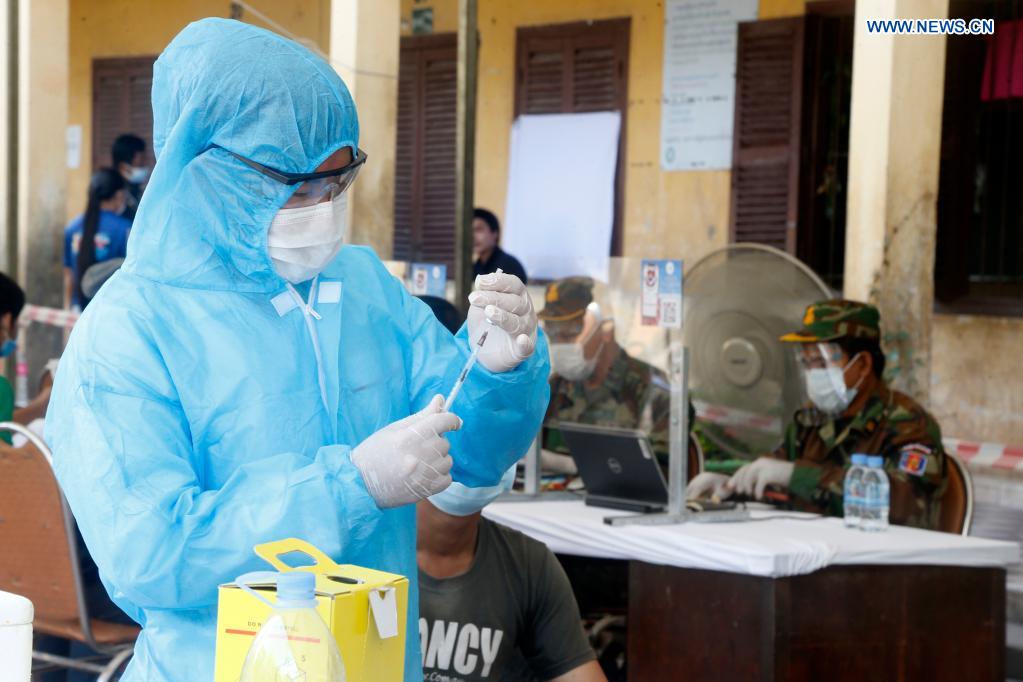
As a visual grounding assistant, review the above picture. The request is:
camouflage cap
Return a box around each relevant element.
[779,299,881,343]
[538,276,594,322]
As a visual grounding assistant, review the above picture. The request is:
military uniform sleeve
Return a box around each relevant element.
[878,407,948,530]
[773,419,845,517]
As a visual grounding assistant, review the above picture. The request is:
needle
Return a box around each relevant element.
[444,329,489,411]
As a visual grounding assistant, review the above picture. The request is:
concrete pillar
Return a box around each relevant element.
[330,0,400,257]
[1,0,16,276]
[15,0,69,389]
[843,0,948,401]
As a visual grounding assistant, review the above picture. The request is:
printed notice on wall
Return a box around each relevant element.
[410,263,447,298]
[641,259,683,329]
[659,0,757,171]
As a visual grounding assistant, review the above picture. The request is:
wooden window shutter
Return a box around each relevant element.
[515,19,630,255]
[393,35,458,269]
[729,18,805,253]
[92,57,157,171]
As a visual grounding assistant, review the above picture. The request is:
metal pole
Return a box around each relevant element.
[454,0,478,315]
[667,343,688,516]
[1,0,19,387]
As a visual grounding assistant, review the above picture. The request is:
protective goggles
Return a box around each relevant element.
[793,342,845,371]
[228,147,367,208]
[540,303,603,343]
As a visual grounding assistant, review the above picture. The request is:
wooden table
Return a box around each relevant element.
[628,562,1004,681]
[484,499,1018,682]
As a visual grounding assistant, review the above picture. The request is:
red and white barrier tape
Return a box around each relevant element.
[694,400,784,435]
[13,305,77,407]
[19,304,79,330]
[944,439,1023,473]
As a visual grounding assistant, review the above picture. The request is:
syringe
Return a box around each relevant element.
[444,329,489,411]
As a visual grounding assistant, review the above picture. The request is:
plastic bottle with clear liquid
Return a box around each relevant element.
[860,455,890,532]
[843,454,869,528]
[239,571,345,682]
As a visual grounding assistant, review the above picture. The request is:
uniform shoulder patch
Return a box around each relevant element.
[898,443,932,477]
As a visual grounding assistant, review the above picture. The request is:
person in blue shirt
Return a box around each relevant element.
[63,168,131,310]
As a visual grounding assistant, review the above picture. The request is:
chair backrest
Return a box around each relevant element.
[938,452,973,535]
[688,433,704,483]
[0,423,84,624]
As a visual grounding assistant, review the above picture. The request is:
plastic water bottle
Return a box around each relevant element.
[239,572,345,682]
[0,591,33,682]
[843,454,869,527]
[861,455,890,532]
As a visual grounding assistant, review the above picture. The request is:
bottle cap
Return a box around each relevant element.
[851,454,868,465]
[867,455,884,468]
[276,572,317,607]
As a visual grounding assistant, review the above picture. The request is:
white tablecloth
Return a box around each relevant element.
[482,499,1020,578]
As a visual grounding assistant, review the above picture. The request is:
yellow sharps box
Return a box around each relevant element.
[214,538,407,682]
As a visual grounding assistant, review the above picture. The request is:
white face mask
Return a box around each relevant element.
[550,342,599,381]
[126,165,150,184]
[267,192,348,283]
[804,349,863,415]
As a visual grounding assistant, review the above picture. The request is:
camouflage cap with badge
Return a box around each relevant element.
[779,299,881,343]
[538,277,598,342]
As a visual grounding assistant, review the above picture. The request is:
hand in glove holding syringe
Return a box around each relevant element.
[466,270,538,373]
[353,270,537,508]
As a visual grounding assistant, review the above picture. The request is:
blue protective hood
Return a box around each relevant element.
[123,17,359,292]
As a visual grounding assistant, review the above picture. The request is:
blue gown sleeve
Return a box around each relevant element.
[47,355,383,614]
[395,278,551,488]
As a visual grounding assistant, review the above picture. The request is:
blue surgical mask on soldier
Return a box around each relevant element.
[267,192,348,283]
[0,339,16,358]
[804,349,863,414]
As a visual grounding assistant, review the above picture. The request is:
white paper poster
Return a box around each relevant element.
[66,125,82,169]
[503,112,621,282]
[659,0,758,171]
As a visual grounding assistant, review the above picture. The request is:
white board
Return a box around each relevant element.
[503,112,621,282]
[659,0,758,171]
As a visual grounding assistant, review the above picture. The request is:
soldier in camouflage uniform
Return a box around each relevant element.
[688,300,948,530]
[539,277,673,462]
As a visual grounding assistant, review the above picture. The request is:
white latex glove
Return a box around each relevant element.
[352,395,461,509]
[540,448,578,475]
[686,472,732,501]
[467,272,537,373]
[728,458,795,500]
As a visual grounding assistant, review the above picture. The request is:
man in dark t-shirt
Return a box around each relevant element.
[473,208,528,284]
[417,473,605,682]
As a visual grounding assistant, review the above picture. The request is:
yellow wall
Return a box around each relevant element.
[401,0,737,266]
[932,315,1023,445]
[397,0,1023,445]
[67,0,330,221]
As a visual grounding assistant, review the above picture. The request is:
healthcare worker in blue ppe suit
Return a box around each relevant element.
[46,18,550,682]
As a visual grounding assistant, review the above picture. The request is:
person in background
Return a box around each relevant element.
[473,207,528,283]
[688,300,948,530]
[111,134,149,222]
[0,273,51,438]
[63,168,131,310]
[540,277,670,473]
[418,472,607,682]
[415,290,603,681]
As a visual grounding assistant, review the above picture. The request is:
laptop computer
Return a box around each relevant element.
[557,422,669,513]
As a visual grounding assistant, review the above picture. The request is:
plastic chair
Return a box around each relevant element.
[938,451,974,536]
[0,422,137,680]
